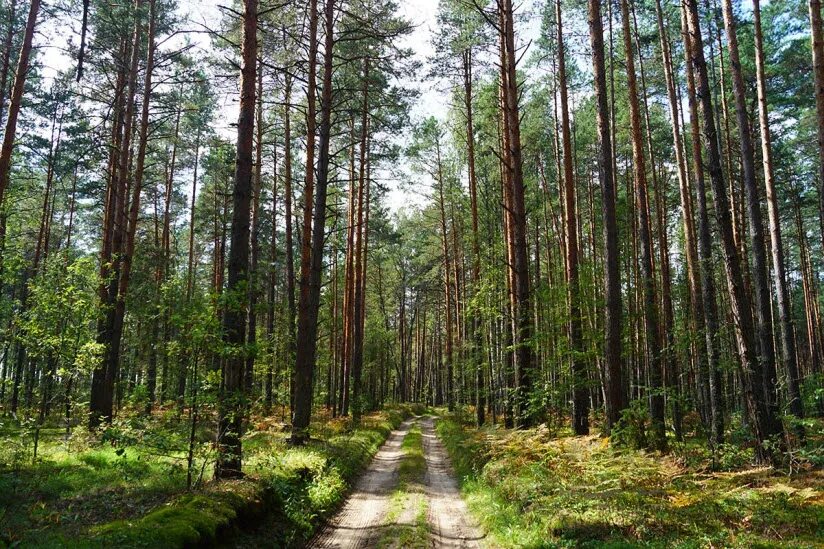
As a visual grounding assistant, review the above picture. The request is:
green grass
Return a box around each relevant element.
[436,415,824,548]
[0,404,422,548]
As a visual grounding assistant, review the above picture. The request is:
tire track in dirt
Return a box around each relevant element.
[420,417,484,548]
[310,418,416,548]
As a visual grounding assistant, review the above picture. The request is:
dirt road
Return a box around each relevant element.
[420,416,484,548]
[311,418,416,549]
[309,416,484,549]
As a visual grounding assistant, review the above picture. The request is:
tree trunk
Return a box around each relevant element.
[462,48,484,426]
[435,130,454,413]
[557,0,587,435]
[0,0,39,210]
[245,60,264,394]
[810,0,824,247]
[351,61,370,420]
[90,2,144,427]
[620,0,665,451]
[720,0,781,441]
[0,0,17,126]
[681,3,724,445]
[752,0,803,426]
[685,0,782,462]
[499,0,534,428]
[281,73,297,415]
[292,0,335,444]
[215,0,256,478]
[588,0,624,431]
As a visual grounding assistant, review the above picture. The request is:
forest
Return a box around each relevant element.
[1,0,824,545]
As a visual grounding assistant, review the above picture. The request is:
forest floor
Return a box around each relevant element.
[0,405,421,548]
[437,411,824,548]
[4,408,824,548]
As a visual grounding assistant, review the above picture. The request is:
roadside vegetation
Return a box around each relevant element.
[437,412,824,548]
[0,406,416,547]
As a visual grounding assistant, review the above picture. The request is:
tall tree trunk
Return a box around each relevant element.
[281,74,297,415]
[341,120,357,417]
[681,3,724,445]
[463,47,484,426]
[620,0,665,451]
[499,0,534,427]
[245,60,264,394]
[90,2,144,427]
[292,0,335,444]
[215,0,256,478]
[351,61,370,420]
[0,0,39,211]
[557,0,587,435]
[265,143,278,411]
[752,0,803,426]
[809,0,824,247]
[435,131,454,412]
[588,0,624,431]
[657,0,713,437]
[720,0,781,440]
[0,0,17,127]
[685,0,782,463]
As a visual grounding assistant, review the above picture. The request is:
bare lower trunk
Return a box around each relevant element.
[720,0,781,443]
[752,0,803,426]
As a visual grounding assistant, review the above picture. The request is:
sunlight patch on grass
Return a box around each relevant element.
[436,415,824,548]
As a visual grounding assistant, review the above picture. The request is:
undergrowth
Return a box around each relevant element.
[436,414,824,548]
[0,404,423,547]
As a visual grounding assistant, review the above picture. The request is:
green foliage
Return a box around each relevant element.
[436,415,824,548]
[0,406,416,547]
[611,399,649,450]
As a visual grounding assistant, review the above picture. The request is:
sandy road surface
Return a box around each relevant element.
[310,418,416,548]
[420,417,484,549]
[308,416,485,549]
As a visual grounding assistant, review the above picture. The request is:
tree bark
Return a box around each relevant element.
[752,0,803,425]
[499,0,534,428]
[557,0,587,435]
[680,3,724,445]
[685,0,782,462]
[215,0,256,478]
[620,0,665,451]
[292,0,335,444]
[0,0,40,210]
[90,2,144,427]
[588,0,624,431]
[810,0,824,247]
[720,0,781,438]
[351,61,370,420]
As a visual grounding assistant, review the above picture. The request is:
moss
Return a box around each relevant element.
[92,481,265,548]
